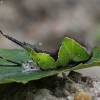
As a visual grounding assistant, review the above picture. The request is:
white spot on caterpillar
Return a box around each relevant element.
[37,58,40,61]
[43,62,45,64]
[77,54,80,57]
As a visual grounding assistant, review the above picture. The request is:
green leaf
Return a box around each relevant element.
[0,46,99,84]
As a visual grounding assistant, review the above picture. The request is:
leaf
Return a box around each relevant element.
[0,46,99,84]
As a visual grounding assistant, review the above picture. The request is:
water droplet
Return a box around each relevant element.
[43,62,45,64]
[37,58,40,61]
[77,54,80,57]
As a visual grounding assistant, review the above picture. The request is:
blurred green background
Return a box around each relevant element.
[0,0,100,77]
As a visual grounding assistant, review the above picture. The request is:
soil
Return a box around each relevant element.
[0,71,100,100]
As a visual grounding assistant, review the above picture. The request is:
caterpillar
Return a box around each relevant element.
[0,31,93,70]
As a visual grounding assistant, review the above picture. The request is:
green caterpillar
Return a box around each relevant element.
[0,31,92,70]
